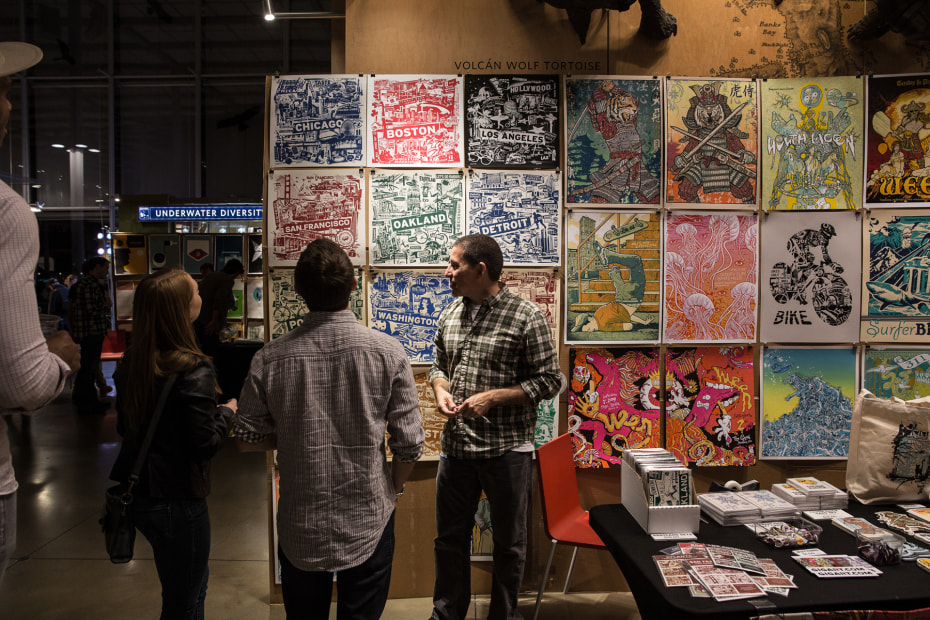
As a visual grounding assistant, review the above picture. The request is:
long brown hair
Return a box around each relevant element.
[122,268,208,431]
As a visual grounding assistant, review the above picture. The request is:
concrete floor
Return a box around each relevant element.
[0,366,641,619]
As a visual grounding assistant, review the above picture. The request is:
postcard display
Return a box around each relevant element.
[261,73,930,484]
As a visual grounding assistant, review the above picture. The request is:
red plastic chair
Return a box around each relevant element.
[100,329,126,362]
[533,433,608,620]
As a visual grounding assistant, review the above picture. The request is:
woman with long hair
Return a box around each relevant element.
[109,268,236,619]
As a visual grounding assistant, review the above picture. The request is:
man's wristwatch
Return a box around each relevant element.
[394,485,405,500]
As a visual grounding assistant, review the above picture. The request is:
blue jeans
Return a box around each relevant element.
[431,451,533,620]
[73,333,105,406]
[0,491,16,588]
[132,495,211,620]
[279,511,395,620]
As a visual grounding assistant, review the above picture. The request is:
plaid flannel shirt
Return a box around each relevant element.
[68,275,110,342]
[430,284,561,459]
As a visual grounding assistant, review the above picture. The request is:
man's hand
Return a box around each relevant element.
[457,392,494,419]
[47,330,80,374]
[434,386,459,418]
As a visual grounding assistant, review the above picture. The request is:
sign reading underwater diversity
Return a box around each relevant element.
[368,270,452,363]
[564,76,662,205]
[761,77,863,210]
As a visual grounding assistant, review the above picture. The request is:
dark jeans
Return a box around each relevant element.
[133,495,211,620]
[279,511,395,620]
[73,333,105,405]
[431,451,533,620]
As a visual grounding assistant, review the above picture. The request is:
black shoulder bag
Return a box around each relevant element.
[101,374,177,564]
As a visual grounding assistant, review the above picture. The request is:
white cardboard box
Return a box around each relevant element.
[621,460,701,534]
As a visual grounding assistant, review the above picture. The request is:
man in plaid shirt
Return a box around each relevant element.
[68,256,111,413]
[429,234,561,620]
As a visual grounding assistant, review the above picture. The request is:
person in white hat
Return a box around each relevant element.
[0,41,80,586]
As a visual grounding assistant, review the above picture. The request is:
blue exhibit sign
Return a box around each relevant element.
[138,204,262,221]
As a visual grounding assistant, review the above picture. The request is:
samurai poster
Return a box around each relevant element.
[862,210,930,343]
[368,270,452,363]
[267,169,366,267]
[183,235,213,274]
[567,347,661,468]
[368,169,465,266]
[865,74,930,207]
[759,211,860,343]
[565,210,661,344]
[761,77,864,210]
[148,234,181,272]
[664,212,758,343]
[269,74,365,168]
[565,76,662,206]
[500,269,559,343]
[366,74,463,168]
[465,170,561,266]
[269,269,365,338]
[464,74,559,169]
[760,347,856,460]
[665,78,759,207]
[665,346,756,467]
[863,347,930,400]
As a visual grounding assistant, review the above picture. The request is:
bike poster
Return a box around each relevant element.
[760,346,856,460]
[368,169,465,266]
[663,212,758,343]
[760,76,864,211]
[665,346,756,467]
[863,347,930,401]
[862,209,930,343]
[269,74,366,168]
[368,270,452,363]
[665,77,759,207]
[465,169,561,265]
[565,210,661,344]
[500,268,560,344]
[366,74,464,168]
[564,76,662,206]
[760,211,860,343]
[567,347,662,468]
[865,73,930,208]
[464,74,559,169]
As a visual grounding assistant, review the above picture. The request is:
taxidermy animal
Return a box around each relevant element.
[541,0,677,44]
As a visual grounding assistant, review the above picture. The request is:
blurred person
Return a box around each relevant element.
[68,256,112,413]
[47,276,70,330]
[194,259,243,357]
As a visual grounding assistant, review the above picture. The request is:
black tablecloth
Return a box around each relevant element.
[589,501,930,620]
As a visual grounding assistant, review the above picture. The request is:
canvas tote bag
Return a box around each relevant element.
[846,389,930,504]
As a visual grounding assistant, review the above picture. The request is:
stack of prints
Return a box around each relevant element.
[624,448,693,507]
[772,478,848,510]
[697,492,763,526]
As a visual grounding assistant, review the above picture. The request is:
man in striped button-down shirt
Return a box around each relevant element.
[429,234,561,620]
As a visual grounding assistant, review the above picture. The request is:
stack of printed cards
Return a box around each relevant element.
[625,448,693,507]
[831,515,877,536]
[654,543,796,599]
[773,478,848,510]
[792,554,882,578]
[739,490,801,520]
[906,507,930,526]
[697,492,762,526]
[771,483,821,510]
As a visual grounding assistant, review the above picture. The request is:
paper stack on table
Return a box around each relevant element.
[698,492,762,526]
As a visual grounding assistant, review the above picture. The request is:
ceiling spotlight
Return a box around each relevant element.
[88,148,100,153]
[264,0,275,20]
[75,143,87,149]
[51,143,65,149]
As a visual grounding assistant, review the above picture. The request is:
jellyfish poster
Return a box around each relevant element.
[663,212,758,343]
[761,77,864,211]
[500,269,559,342]
[245,278,263,320]
[665,78,759,207]
[862,209,930,344]
[368,169,465,266]
[864,347,930,400]
[368,270,452,363]
[759,211,860,343]
[464,74,559,169]
[665,346,756,467]
[268,169,365,268]
[760,347,856,460]
[269,268,365,338]
[567,347,661,468]
[269,74,365,168]
[565,210,661,344]
[366,74,464,168]
[465,170,561,265]
[565,76,662,206]
[865,73,930,207]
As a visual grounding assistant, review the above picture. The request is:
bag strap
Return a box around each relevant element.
[126,373,178,492]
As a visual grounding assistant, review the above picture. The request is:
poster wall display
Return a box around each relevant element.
[229,279,245,319]
[567,347,662,468]
[465,169,561,265]
[269,268,366,339]
[368,270,452,363]
[664,212,758,343]
[183,235,213,274]
[114,280,137,321]
[148,234,181,272]
[269,74,365,168]
[246,278,264,320]
[760,347,856,460]
[215,235,244,271]
[863,347,930,400]
[865,73,930,207]
[665,346,756,467]
[247,234,263,274]
[760,76,864,211]
[409,368,446,461]
[500,269,560,343]
[534,396,559,449]
[366,74,464,168]
[464,74,559,169]
[113,233,147,275]
[368,169,465,266]
[564,76,662,206]
[665,77,759,207]
[759,211,860,343]
[267,169,366,267]
[861,209,930,343]
[565,210,661,344]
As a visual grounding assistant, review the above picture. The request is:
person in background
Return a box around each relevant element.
[109,268,236,619]
[68,256,112,414]
[0,40,81,587]
[233,239,424,619]
[194,259,243,357]
[47,277,70,330]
